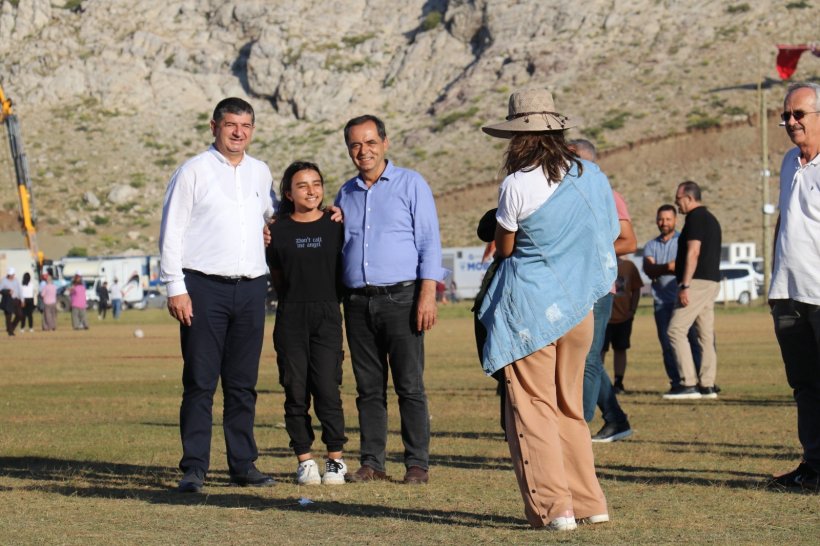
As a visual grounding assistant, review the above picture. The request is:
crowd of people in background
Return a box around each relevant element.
[0,269,131,333]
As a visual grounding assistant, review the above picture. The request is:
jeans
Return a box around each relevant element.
[654,302,702,387]
[112,299,122,319]
[772,299,820,471]
[343,284,429,471]
[583,293,627,424]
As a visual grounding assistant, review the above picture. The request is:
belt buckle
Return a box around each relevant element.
[363,285,380,297]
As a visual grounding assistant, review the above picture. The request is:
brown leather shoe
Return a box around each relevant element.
[348,465,389,483]
[403,466,429,484]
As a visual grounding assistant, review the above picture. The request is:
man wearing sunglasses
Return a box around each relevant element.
[768,82,820,491]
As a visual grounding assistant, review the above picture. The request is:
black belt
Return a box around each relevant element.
[184,269,255,284]
[348,281,416,297]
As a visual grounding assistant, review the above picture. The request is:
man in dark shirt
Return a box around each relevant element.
[663,181,722,400]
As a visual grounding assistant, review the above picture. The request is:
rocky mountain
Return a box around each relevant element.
[0,0,817,258]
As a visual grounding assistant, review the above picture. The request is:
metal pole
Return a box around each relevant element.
[760,77,772,303]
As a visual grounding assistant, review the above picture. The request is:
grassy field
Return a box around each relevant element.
[0,302,817,545]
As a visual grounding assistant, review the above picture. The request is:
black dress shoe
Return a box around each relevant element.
[229,466,275,487]
[178,467,205,493]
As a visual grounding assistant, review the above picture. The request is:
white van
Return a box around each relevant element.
[716,263,759,305]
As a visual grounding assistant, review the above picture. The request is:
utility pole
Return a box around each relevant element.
[758,73,774,303]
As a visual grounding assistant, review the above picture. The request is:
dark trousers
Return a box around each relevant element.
[343,285,430,471]
[4,301,21,335]
[23,298,34,329]
[772,299,820,471]
[274,301,347,456]
[178,272,267,475]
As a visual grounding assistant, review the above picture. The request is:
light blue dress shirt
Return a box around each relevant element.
[334,160,447,288]
[643,232,680,305]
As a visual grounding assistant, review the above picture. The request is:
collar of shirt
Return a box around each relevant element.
[353,159,394,190]
[208,144,246,167]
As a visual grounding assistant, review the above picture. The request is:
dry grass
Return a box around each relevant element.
[0,303,817,545]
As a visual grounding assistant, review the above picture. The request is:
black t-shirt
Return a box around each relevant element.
[675,206,722,283]
[266,212,343,303]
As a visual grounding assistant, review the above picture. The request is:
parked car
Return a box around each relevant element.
[139,289,167,310]
[716,263,759,305]
[736,258,764,294]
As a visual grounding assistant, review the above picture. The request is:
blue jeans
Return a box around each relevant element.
[654,302,702,387]
[583,294,627,424]
[111,299,122,319]
[343,284,429,471]
[772,299,820,471]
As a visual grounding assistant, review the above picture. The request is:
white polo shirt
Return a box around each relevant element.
[770,147,820,304]
[159,145,274,297]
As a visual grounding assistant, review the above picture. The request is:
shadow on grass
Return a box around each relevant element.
[0,456,524,529]
[622,396,794,408]
[593,463,806,491]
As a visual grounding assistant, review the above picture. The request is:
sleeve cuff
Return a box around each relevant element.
[165,279,188,298]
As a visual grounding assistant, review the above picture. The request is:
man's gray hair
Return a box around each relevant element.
[568,138,597,161]
[786,82,820,110]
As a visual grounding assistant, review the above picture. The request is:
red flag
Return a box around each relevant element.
[776,44,820,80]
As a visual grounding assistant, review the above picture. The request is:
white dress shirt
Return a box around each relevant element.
[159,145,274,297]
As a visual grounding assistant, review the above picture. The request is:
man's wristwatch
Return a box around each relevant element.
[679,284,690,290]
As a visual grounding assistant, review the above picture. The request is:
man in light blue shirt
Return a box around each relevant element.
[335,114,446,485]
[643,204,701,390]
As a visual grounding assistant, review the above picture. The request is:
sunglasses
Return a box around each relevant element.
[780,110,820,123]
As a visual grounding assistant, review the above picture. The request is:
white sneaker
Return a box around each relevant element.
[28,328,34,332]
[296,459,321,485]
[547,516,578,531]
[322,458,347,485]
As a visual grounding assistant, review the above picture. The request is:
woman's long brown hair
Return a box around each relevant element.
[502,132,582,183]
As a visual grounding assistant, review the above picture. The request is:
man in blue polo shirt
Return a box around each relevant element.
[334,114,447,485]
[643,204,702,392]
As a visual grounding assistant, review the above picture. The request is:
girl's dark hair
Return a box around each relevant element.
[22,272,31,285]
[503,132,582,183]
[278,161,325,216]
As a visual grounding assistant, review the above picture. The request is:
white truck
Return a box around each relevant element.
[0,248,36,282]
[59,255,147,310]
[441,246,493,300]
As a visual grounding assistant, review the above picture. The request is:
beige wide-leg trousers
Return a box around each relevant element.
[503,313,608,527]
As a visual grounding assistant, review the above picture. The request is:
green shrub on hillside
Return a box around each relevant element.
[421,11,443,31]
[726,3,750,13]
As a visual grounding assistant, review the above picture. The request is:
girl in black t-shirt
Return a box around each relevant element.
[266,161,348,486]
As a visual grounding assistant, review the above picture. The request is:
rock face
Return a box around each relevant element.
[0,0,816,255]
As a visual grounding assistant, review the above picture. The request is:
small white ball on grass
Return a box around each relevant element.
[133,328,145,338]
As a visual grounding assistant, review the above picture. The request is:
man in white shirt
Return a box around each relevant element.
[109,278,123,319]
[768,82,820,491]
[160,97,275,493]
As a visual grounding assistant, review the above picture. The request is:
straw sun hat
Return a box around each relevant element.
[481,88,574,138]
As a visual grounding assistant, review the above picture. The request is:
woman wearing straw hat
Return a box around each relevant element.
[477,88,619,531]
